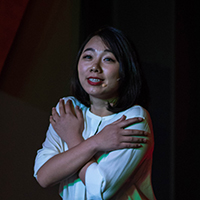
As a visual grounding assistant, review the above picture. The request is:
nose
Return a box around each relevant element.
[90,62,102,73]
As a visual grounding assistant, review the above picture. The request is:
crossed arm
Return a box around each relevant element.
[36,99,148,188]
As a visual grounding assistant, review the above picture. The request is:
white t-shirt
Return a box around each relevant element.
[34,96,156,200]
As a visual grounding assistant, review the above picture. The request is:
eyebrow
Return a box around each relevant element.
[83,48,95,52]
[83,48,113,53]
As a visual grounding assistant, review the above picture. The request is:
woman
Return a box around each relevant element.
[34,27,156,200]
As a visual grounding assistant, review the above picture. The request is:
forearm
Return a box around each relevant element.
[67,135,98,185]
[36,136,98,188]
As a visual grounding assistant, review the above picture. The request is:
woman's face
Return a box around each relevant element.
[78,36,120,100]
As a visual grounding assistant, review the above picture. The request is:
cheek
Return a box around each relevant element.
[107,68,120,80]
[78,60,88,74]
[77,63,85,80]
[78,67,88,91]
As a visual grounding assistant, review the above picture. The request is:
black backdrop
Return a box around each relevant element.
[0,0,199,199]
[80,0,199,199]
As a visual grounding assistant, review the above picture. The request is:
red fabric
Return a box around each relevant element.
[0,0,29,74]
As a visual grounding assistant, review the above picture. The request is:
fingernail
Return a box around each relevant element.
[138,117,143,121]
[143,138,147,142]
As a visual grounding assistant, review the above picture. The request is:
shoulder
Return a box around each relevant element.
[54,96,88,115]
[62,96,83,106]
[57,96,87,109]
[121,105,154,140]
[122,105,153,131]
[122,105,150,120]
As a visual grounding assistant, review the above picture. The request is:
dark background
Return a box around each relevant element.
[0,0,199,199]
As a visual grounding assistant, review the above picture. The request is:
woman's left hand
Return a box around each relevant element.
[49,99,84,147]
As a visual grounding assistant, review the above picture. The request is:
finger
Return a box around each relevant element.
[69,100,76,116]
[121,136,147,143]
[119,117,144,128]
[49,115,56,125]
[122,129,148,136]
[112,115,126,125]
[52,107,60,121]
[59,99,66,116]
[75,106,83,119]
[65,100,76,116]
[120,143,143,149]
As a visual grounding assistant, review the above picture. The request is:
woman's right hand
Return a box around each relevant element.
[50,99,84,147]
[93,115,148,152]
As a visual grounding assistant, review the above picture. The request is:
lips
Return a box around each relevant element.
[87,77,104,86]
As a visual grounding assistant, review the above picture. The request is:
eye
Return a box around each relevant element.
[104,57,115,62]
[82,55,92,60]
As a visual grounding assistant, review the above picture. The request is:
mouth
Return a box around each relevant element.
[87,77,104,86]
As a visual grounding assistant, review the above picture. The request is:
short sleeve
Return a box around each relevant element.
[33,96,86,179]
[33,123,64,178]
[85,106,154,199]
[33,98,68,178]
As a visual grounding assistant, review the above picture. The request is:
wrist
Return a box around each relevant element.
[67,135,84,149]
[88,135,101,152]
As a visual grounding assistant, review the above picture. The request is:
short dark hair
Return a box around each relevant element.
[71,26,147,113]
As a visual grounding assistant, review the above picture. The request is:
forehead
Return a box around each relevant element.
[83,36,109,52]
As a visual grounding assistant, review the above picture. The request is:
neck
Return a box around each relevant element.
[89,97,114,117]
